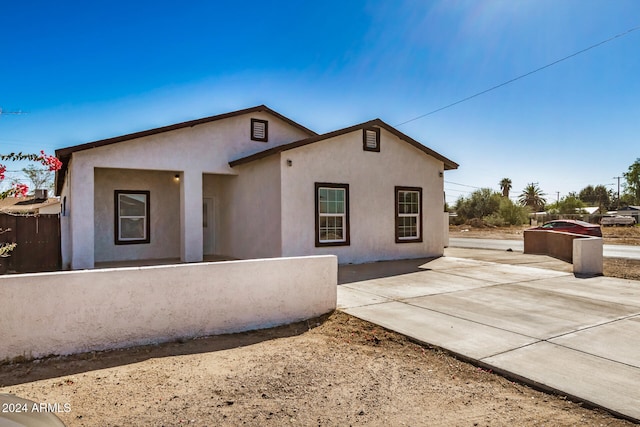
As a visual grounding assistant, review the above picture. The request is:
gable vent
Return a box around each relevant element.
[365,130,377,148]
[251,118,268,142]
[363,127,380,152]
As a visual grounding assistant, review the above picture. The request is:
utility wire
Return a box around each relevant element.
[395,25,640,127]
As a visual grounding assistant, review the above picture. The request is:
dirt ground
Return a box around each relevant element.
[2,226,639,426]
[450,224,640,281]
[1,312,635,427]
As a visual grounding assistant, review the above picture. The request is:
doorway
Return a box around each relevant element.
[203,197,216,255]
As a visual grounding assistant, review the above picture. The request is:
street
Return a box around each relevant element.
[449,238,640,260]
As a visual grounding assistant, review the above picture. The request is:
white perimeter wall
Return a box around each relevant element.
[0,255,337,361]
[280,128,446,264]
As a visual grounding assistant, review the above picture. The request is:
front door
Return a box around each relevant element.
[203,197,215,255]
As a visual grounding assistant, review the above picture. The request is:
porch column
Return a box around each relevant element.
[70,163,95,269]
[180,170,203,263]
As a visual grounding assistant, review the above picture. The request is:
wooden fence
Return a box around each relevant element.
[0,214,60,273]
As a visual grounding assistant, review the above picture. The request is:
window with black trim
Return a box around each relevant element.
[363,127,380,152]
[395,186,422,243]
[251,118,268,142]
[315,183,350,247]
[115,190,150,245]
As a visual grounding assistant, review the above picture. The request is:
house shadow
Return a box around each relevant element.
[0,313,332,387]
[338,257,437,285]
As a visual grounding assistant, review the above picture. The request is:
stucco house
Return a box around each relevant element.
[55,105,458,270]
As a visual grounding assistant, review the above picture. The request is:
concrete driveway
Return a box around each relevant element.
[338,248,640,422]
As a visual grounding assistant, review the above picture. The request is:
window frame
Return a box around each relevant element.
[315,182,350,247]
[362,127,380,152]
[395,186,423,243]
[251,118,269,142]
[114,190,151,245]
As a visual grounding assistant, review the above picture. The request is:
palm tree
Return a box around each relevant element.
[499,178,512,198]
[519,183,546,211]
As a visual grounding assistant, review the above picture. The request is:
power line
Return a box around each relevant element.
[0,108,27,116]
[395,25,640,127]
[444,180,482,189]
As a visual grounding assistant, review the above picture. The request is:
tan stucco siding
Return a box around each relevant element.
[94,168,181,263]
[221,156,282,259]
[279,128,445,264]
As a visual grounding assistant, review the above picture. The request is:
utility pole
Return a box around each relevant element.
[613,176,622,210]
[556,191,560,204]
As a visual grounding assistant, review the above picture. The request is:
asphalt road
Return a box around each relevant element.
[449,238,640,261]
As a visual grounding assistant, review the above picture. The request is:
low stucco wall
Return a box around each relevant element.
[0,256,337,361]
[523,230,603,275]
[524,230,577,263]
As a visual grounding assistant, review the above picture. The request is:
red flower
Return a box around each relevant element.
[38,151,62,172]
[13,183,28,198]
[0,164,5,181]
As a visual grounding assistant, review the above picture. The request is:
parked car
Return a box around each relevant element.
[600,215,637,226]
[529,219,602,237]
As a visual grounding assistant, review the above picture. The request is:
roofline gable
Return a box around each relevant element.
[229,119,459,170]
[54,105,317,194]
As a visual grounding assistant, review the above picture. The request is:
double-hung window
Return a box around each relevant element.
[315,183,350,247]
[395,186,422,243]
[115,190,150,244]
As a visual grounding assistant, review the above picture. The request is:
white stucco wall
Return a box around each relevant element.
[64,111,311,269]
[94,168,181,263]
[221,156,282,259]
[0,255,337,361]
[59,168,71,269]
[279,127,446,264]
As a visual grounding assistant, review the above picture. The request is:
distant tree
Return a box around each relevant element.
[497,197,529,225]
[519,183,546,211]
[578,185,611,211]
[548,195,586,214]
[22,164,54,195]
[623,158,640,205]
[455,188,501,222]
[499,178,512,198]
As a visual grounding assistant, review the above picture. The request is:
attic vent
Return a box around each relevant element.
[363,127,380,152]
[251,118,268,142]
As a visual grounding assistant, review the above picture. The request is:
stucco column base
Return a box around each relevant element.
[573,237,603,276]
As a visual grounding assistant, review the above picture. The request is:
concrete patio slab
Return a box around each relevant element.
[405,283,640,339]
[336,286,391,309]
[418,256,493,270]
[444,247,572,272]
[343,301,537,360]
[341,270,496,300]
[436,262,570,285]
[337,249,640,422]
[483,341,640,420]
[550,315,640,368]
[521,275,640,307]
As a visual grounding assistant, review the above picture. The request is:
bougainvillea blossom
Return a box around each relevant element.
[13,183,29,198]
[38,150,63,171]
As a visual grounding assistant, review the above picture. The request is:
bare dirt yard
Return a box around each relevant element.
[2,226,639,426]
[1,311,636,427]
[450,224,640,281]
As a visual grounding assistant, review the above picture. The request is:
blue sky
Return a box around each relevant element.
[1,0,639,204]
